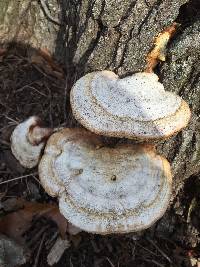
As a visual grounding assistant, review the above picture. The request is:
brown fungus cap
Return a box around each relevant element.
[39,128,172,234]
[11,117,52,168]
[70,71,191,141]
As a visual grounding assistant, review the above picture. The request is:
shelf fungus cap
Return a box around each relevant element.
[70,71,191,140]
[11,116,53,168]
[39,128,172,234]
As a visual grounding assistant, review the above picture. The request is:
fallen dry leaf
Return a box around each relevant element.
[29,48,64,79]
[0,199,68,244]
[39,48,64,74]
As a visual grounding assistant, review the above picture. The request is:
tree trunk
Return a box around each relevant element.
[0,0,199,201]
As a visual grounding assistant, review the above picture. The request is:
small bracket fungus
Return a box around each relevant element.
[39,128,172,234]
[70,71,191,140]
[11,116,53,168]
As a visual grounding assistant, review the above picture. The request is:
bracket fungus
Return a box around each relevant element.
[11,116,53,168]
[39,128,172,234]
[70,71,191,140]
[70,23,191,141]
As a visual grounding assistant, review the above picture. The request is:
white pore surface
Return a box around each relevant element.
[70,71,191,139]
[11,117,44,168]
[39,129,172,234]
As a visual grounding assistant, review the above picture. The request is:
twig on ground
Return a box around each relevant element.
[16,85,47,97]
[106,257,115,267]
[33,232,46,267]
[147,238,172,263]
[45,230,59,250]
[0,173,38,185]
[2,115,19,124]
[28,226,49,247]
[144,258,165,267]
[32,175,42,186]
[136,242,158,257]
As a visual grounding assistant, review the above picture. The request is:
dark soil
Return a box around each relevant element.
[0,45,200,267]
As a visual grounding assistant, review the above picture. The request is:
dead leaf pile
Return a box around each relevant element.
[0,199,69,244]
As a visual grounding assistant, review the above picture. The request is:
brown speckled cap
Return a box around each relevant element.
[70,71,191,141]
[39,128,172,234]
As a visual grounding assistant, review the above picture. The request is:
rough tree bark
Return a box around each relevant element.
[0,0,199,204]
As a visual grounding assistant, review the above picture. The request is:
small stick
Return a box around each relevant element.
[28,225,49,247]
[32,175,42,185]
[33,232,46,267]
[3,115,19,124]
[16,85,47,97]
[0,173,38,185]
[136,242,158,257]
[147,238,172,263]
[106,257,115,267]
[144,258,165,267]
